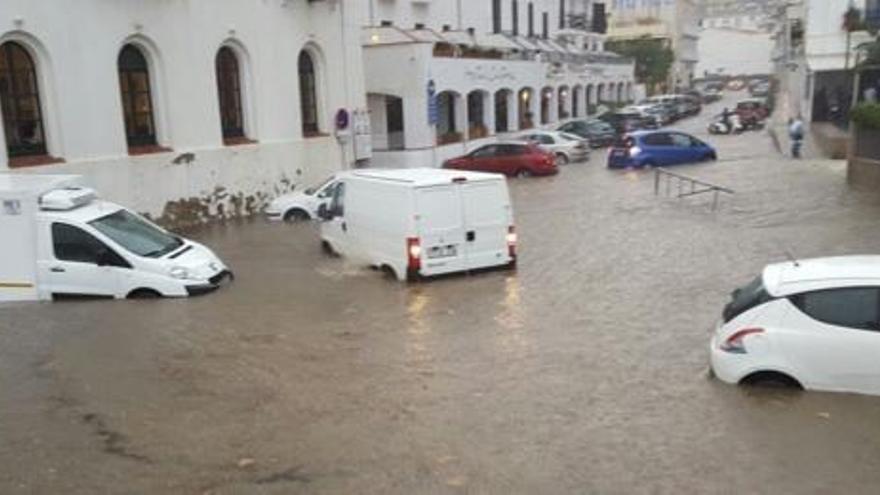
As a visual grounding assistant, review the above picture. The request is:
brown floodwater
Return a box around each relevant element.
[3,95,880,494]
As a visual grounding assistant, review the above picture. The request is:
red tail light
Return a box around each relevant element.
[720,327,764,354]
[506,226,517,259]
[407,237,421,271]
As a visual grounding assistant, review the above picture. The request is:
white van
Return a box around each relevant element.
[319,168,516,281]
[0,174,231,302]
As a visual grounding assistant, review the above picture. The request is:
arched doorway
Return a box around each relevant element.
[518,87,534,130]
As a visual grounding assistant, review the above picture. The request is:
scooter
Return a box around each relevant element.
[708,114,744,135]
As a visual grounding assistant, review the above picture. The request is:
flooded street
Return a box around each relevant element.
[5,94,880,494]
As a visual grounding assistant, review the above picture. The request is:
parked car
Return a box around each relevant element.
[621,105,666,127]
[266,174,344,222]
[727,79,746,91]
[557,119,616,148]
[443,142,558,177]
[750,82,771,97]
[318,168,516,281]
[597,111,655,135]
[517,130,589,164]
[640,96,687,120]
[679,94,703,116]
[735,98,770,125]
[711,256,880,395]
[606,130,717,169]
[703,88,724,104]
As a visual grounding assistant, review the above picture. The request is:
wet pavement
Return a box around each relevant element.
[4,92,880,494]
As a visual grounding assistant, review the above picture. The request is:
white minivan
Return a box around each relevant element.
[0,174,231,302]
[318,168,516,281]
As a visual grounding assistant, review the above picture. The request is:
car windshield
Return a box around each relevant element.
[723,275,774,323]
[89,209,183,258]
[305,176,334,195]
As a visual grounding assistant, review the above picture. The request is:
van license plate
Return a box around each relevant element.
[428,245,457,259]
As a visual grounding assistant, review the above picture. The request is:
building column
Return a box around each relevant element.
[484,92,495,137]
[507,91,518,134]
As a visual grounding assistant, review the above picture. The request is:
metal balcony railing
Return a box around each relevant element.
[654,168,734,211]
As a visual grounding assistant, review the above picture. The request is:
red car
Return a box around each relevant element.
[443,142,558,177]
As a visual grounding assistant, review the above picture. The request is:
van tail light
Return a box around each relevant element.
[506,226,517,259]
[719,327,764,354]
[407,237,422,271]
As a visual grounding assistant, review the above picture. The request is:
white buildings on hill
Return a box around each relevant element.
[0,1,634,224]
[363,0,636,168]
[606,0,701,90]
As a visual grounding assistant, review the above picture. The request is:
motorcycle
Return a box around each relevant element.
[708,114,744,135]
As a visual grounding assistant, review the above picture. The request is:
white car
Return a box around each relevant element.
[711,256,880,395]
[265,174,344,222]
[516,130,589,165]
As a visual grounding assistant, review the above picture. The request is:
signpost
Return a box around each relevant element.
[428,79,439,168]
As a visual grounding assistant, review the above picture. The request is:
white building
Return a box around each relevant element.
[362,0,636,168]
[606,0,701,90]
[779,0,874,123]
[0,0,368,227]
[698,14,774,77]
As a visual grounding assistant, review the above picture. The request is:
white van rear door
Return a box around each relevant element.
[460,181,511,270]
[415,186,467,276]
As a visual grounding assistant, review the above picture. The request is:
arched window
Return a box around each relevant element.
[298,50,319,136]
[0,41,47,159]
[118,44,156,147]
[216,46,244,141]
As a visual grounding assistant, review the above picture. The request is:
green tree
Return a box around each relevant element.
[606,37,674,91]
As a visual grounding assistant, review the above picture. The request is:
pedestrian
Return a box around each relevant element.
[788,115,805,159]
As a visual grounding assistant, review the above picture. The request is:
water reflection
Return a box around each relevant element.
[404,288,432,368]
[493,276,533,359]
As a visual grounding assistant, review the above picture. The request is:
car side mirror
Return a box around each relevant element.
[317,203,332,221]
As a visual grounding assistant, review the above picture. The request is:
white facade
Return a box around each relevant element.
[0,0,368,227]
[776,0,874,122]
[607,0,701,89]
[362,0,636,168]
[697,26,774,77]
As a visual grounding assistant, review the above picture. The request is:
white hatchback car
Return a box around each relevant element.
[265,174,343,222]
[711,256,880,395]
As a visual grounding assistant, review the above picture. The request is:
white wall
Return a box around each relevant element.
[697,28,774,76]
[0,0,367,227]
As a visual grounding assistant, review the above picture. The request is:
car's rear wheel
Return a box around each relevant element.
[516,169,532,178]
[641,160,657,169]
[705,151,717,161]
[284,209,310,222]
[127,288,161,299]
[740,371,803,389]
[555,153,569,166]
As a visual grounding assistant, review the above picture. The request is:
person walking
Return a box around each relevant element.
[788,116,805,159]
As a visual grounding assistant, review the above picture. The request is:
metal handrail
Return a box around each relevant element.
[653,167,734,210]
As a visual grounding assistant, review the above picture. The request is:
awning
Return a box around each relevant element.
[362,26,419,46]
[807,54,849,73]
[440,30,476,47]
[473,32,521,51]
[407,28,447,44]
[505,35,541,51]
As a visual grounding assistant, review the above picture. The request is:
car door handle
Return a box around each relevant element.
[50,267,65,273]
[466,231,476,242]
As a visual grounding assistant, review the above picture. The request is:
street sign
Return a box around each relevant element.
[427,79,438,125]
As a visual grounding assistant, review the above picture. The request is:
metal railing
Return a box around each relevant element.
[653,167,734,210]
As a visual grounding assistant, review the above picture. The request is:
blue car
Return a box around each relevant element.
[607,130,717,169]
